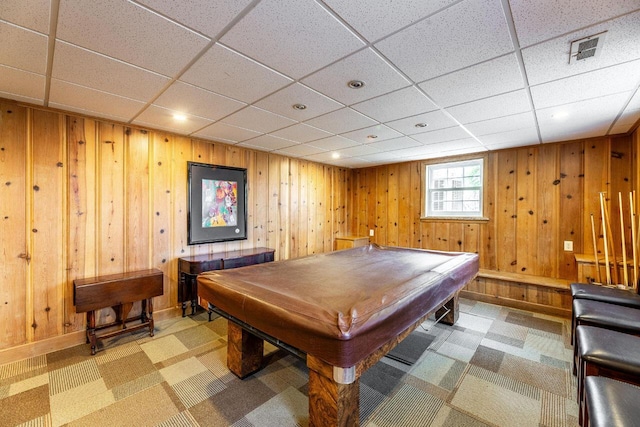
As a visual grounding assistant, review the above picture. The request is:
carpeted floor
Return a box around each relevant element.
[0,298,578,426]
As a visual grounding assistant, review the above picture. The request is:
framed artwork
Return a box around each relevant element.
[187,162,247,245]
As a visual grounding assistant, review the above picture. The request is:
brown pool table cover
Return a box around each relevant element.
[197,244,478,368]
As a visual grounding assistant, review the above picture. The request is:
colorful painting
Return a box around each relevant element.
[202,179,238,227]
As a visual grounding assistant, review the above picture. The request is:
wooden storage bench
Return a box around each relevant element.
[73,268,164,355]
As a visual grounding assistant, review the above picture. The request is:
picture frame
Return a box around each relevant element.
[187,162,248,245]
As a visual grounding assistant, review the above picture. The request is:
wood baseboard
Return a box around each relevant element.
[0,306,182,366]
[461,290,571,318]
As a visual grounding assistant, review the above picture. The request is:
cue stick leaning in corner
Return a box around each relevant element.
[600,193,612,285]
[590,213,602,284]
[619,192,629,286]
[632,191,639,290]
[603,193,620,284]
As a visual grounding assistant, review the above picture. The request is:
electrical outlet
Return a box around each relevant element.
[564,241,574,251]
[369,229,374,237]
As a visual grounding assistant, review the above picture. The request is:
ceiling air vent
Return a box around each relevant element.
[569,31,607,64]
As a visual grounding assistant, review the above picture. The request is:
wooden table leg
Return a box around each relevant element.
[227,321,263,378]
[148,298,154,337]
[307,355,359,427]
[437,292,459,325]
[86,310,97,355]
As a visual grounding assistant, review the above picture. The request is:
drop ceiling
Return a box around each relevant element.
[1,0,639,168]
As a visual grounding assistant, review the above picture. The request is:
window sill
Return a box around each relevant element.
[420,216,490,223]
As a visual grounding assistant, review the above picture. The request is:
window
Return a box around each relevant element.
[425,158,483,218]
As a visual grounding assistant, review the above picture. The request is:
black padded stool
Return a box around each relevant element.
[572,299,640,373]
[575,326,640,426]
[584,376,640,427]
[571,283,640,307]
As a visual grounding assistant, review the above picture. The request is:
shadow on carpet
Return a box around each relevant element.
[385,332,435,365]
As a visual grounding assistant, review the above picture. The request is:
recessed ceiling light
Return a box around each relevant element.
[552,111,569,120]
[367,135,378,140]
[347,80,365,89]
[292,103,307,110]
[332,152,340,159]
[415,123,428,128]
[173,113,187,121]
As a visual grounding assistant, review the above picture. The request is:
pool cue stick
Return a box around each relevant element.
[631,192,638,290]
[600,192,612,284]
[590,214,602,284]
[603,194,620,285]
[619,192,628,286]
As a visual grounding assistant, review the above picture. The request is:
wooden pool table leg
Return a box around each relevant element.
[307,355,359,427]
[226,321,264,378]
[436,292,459,325]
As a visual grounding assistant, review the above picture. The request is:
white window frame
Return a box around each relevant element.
[424,158,484,219]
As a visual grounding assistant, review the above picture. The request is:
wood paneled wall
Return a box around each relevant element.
[0,100,350,351]
[351,135,635,282]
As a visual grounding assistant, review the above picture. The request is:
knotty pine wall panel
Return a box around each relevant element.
[0,104,28,348]
[351,135,637,285]
[0,99,349,351]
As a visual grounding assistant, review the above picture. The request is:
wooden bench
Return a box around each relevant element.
[462,269,572,317]
[73,269,164,355]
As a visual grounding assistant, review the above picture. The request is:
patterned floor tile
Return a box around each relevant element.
[97,351,156,389]
[451,373,541,427]
[244,386,308,427]
[160,356,210,386]
[368,384,444,427]
[140,334,190,364]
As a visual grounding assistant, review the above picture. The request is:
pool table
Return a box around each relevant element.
[197,244,479,426]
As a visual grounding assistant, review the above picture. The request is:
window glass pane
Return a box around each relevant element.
[425,158,483,218]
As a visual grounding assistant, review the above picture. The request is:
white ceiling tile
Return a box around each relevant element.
[220,0,364,79]
[324,0,459,42]
[627,89,640,110]
[153,81,245,121]
[56,0,210,77]
[385,110,458,134]
[238,134,295,151]
[181,43,292,104]
[537,92,631,142]
[221,106,296,134]
[375,0,514,82]
[352,86,438,123]
[412,126,472,145]
[446,90,532,124]
[422,143,487,159]
[0,64,45,101]
[52,41,170,102]
[274,144,326,157]
[476,126,540,146]
[341,124,403,144]
[420,54,525,107]
[192,122,261,143]
[465,112,537,136]
[522,11,640,86]
[49,79,146,122]
[339,144,383,157]
[509,0,640,47]
[367,136,422,151]
[271,123,333,143]
[329,157,373,168]
[304,107,377,134]
[610,108,640,134]
[486,139,538,151]
[531,60,640,110]
[304,151,348,163]
[133,105,214,134]
[302,48,410,105]
[0,21,48,74]
[136,0,253,39]
[309,135,360,151]
[0,0,50,33]
[254,83,343,121]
